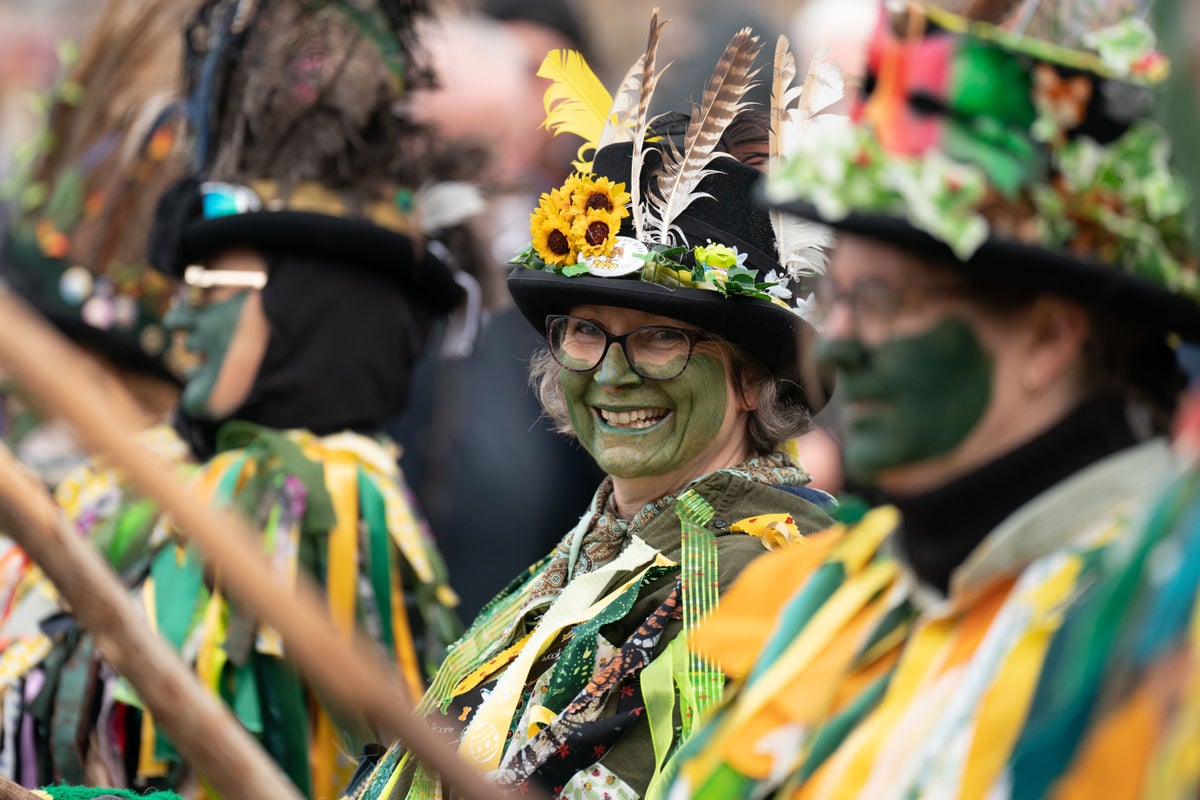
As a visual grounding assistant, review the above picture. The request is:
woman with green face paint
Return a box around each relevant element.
[669,5,1200,799]
[343,24,840,800]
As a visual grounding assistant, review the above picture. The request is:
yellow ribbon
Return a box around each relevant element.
[312,455,361,799]
[137,578,172,779]
[959,556,1082,798]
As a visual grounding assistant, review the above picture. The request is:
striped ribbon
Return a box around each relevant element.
[676,489,724,729]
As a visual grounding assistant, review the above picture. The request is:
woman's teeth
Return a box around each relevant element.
[598,408,669,429]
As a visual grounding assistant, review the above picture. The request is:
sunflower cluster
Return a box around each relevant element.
[530,173,632,267]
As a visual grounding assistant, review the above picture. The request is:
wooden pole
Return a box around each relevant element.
[0,289,515,800]
[0,775,44,799]
[0,443,304,800]
[0,446,303,799]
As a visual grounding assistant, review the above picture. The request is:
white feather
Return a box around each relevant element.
[597,55,644,150]
[769,42,845,281]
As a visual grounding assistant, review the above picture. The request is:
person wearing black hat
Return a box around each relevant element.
[391,4,608,623]
[0,1,479,796]
[0,0,191,490]
[668,6,1200,798]
[0,2,199,790]
[343,20,837,800]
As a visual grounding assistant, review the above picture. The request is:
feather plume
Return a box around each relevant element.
[769,35,798,165]
[22,0,196,272]
[649,27,761,244]
[596,54,645,151]
[630,9,667,241]
[537,49,615,171]
[768,36,839,282]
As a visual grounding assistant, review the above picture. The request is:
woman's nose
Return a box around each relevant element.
[816,336,871,374]
[593,342,642,389]
[820,297,856,342]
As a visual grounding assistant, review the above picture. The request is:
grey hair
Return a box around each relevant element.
[528,341,813,454]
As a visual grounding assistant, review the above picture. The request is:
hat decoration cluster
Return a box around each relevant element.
[513,10,842,316]
[765,6,1197,299]
[163,0,483,256]
[0,0,193,370]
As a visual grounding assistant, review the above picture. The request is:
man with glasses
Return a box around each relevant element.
[668,6,1200,798]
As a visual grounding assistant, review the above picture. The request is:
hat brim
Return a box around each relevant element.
[179,210,464,313]
[765,191,1200,343]
[507,268,829,412]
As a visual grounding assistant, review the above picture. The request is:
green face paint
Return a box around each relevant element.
[561,343,729,480]
[819,317,992,484]
[165,292,251,419]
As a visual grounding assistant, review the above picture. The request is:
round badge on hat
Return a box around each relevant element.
[581,236,648,277]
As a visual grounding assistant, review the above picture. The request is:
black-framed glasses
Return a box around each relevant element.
[546,315,712,381]
[813,278,969,340]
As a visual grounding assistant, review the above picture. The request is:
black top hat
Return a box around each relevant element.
[509,139,830,411]
[762,5,1200,341]
[145,0,467,314]
[508,18,839,411]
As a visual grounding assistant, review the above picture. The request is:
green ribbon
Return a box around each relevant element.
[359,465,395,652]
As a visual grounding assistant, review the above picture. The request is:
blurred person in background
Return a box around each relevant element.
[668,4,1200,797]
[393,0,606,620]
[0,7,197,777]
[0,0,478,796]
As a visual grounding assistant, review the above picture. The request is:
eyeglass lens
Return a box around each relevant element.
[817,278,974,338]
[547,316,698,380]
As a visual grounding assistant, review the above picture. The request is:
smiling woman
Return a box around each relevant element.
[342,19,840,800]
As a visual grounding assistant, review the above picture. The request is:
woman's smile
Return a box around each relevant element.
[594,406,672,430]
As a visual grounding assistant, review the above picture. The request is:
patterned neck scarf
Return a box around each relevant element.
[521,452,806,613]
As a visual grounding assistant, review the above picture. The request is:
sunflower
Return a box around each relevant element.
[572,175,631,220]
[570,207,623,257]
[531,206,578,266]
[536,185,572,217]
[558,172,589,210]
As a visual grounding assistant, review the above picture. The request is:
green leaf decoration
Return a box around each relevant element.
[19,182,47,212]
[45,168,85,231]
[59,80,85,106]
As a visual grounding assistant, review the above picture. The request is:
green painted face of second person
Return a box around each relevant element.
[559,305,752,485]
[165,252,270,420]
[167,291,250,418]
[820,319,992,483]
[816,236,1000,488]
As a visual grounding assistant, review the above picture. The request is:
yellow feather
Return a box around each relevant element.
[537,49,614,171]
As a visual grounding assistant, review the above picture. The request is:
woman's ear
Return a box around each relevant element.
[1020,296,1091,395]
[733,363,762,412]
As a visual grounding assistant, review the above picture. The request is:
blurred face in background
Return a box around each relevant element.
[165,249,269,420]
[411,16,560,187]
[817,235,1089,495]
